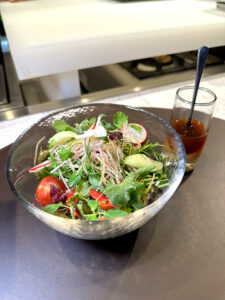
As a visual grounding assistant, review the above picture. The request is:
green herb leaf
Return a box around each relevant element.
[105,173,144,209]
[98,113,106,118]
[73,119,89,134]
[101,119,114,130]
[137,166,156,178]
[123,207,132,214]
[79,119,90,132]
[48,160,58,171]
[77,203,84,215]
[137,141,162,158]
[83,202,92,214]
[59,147,74,161]
[128,182,145,210]
[113,112,128,129]
[96,114,113,130]
[89,117,96,126]
[52,120,75,133]
[68,170,83,187]
[77,181,91,198]
[105,209,129,219]
[37,167,51,180]
[158,182,169,188]
[85,214,98,221]
[88,174,101,187]
[105,173,135,207]
[43,202,64,214]
[88,200,99,212]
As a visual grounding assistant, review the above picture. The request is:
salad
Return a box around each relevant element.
[29,112,169,220]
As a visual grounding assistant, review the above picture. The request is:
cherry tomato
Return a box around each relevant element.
[35,176,66,206]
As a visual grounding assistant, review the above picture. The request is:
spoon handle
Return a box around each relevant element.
[187,46,209,126]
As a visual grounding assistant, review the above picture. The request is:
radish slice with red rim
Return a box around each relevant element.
[29,161,52,173]
[122,123,147,145]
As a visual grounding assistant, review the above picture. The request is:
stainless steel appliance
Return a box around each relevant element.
[79,49,225,94]
[0,36,24,113]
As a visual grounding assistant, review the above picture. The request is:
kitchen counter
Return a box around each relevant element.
[1,59,225,300]
[1,107,225,300]
[0,71,225,149]
[0,0,225,80]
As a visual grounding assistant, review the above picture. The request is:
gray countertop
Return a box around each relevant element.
[1,107,225,300]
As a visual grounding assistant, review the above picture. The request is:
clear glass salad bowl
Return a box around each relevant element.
[6,104,186,240]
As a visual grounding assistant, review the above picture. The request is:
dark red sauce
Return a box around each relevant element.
[172,118,207,155]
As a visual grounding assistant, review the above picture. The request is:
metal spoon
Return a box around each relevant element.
[186,46,209,127]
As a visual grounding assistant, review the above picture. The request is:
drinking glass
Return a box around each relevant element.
[170,86,217,172]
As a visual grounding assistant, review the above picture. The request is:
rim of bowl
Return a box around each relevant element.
[6,103,186,224]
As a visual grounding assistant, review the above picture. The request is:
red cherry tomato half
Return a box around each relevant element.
[35,176,66,206]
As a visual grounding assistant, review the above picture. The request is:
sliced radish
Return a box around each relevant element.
[122,123,147,145]
[76,117,106,139]
[29,160,52,173]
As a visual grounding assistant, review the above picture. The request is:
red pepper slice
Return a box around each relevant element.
[90,189,117,211]
[66,192,76,203]
[66,191,81,218]
[73,209,81,218]
[89,123,96,130]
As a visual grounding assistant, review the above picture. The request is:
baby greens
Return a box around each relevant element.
[33,112,169,220]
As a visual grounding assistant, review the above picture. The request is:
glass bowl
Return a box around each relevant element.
[6,104,186,240]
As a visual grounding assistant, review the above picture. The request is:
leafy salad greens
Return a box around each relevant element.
[30,112,169,220]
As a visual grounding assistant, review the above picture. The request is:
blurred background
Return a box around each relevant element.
[0,0,224,121]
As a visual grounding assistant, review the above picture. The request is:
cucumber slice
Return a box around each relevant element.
[124,154,162,172]
[48,131,77,148]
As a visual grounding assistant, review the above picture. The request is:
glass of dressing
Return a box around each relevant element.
[170,86,217,172]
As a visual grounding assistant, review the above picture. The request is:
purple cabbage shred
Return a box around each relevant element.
[109,131,123,141]
[50,184,64,203]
